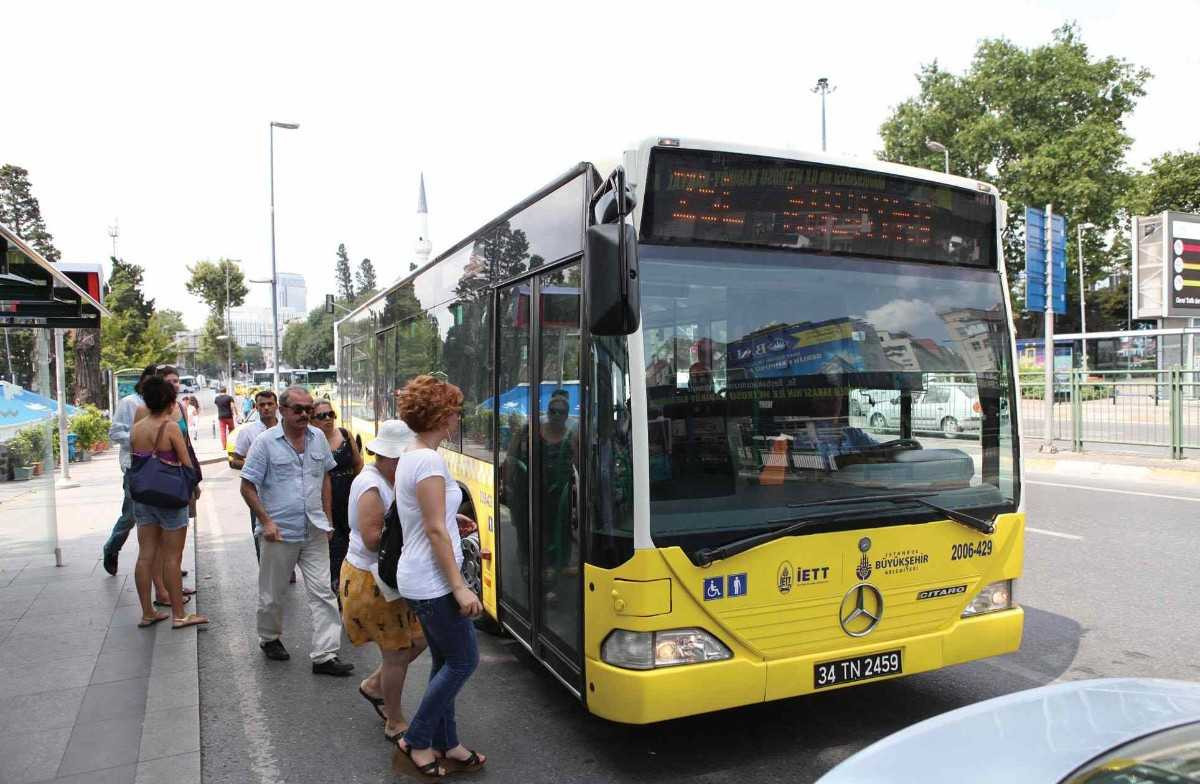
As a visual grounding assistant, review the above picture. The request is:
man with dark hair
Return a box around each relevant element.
[101,364,159,575]
[214,386,236,447]
[240,386,352,675]
[231,389,279,562]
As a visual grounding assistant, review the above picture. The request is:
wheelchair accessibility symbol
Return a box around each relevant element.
[703,577,724,601]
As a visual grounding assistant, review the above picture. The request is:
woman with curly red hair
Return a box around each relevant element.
[392,375,487,778]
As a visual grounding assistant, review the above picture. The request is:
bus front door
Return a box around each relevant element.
[496,265,584,693]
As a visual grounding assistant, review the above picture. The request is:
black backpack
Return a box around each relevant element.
[377,500,404,590]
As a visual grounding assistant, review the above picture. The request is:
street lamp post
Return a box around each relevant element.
[269,121,300,392]
[1078,222,1096,372]
[811,78,835,152]
[926,139,949,174]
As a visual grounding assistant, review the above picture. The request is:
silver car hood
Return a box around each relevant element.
[816,678,1200,784]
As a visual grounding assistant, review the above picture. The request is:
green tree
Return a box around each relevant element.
[157,308,186,336]
[282,305,336,369]
[878,23,1150,335]
[335,244,355,301]
[356,257,377,300]
[196,313,240,377]
[185,259,247,321]
[99,257,174,371]
[1129,148,1200,215]
[0,164,60,263]
[0,164,62,390]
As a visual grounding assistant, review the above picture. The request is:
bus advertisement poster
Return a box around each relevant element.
[727,318,884,380]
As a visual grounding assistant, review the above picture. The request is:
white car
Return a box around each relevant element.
[861,383,983,438]
[817,678,1200,784]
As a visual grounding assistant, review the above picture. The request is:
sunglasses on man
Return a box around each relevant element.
[282,404,314,415]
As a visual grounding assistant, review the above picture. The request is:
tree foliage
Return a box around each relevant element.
[281,305,335,369]
[100,257,174,370]
[185,259,247,321]
[0,164,60,263]
[878,23,1150,334]
[1129,148,1200,215]
[335,244,355,302]
[356,257,377,299]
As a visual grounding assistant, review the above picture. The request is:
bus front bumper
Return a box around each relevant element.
[584,606,1023,724]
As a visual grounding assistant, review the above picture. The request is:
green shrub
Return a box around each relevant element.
[70,405,109,449]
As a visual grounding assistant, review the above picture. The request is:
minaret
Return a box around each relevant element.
[412,173,432,272]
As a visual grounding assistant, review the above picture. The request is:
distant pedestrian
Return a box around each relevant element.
[128,376,207,629]
[214,386,235,447]
[183,396,200,439]
[241,392,254,423]
[312,398,363,594]
[230,389,279,561]
[394,375,486,777]
[339,419,426,742]
[239,385,353,675]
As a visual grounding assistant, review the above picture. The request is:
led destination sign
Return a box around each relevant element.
[643,148,997,268]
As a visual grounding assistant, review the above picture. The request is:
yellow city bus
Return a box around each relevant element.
[334,138,1023,724]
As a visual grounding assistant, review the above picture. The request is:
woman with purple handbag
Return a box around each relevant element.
[127,376,208,630]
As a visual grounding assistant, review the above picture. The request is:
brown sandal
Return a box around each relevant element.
[394,741,446,780]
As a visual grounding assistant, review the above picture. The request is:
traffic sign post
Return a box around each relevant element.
[1025,204,1067,453]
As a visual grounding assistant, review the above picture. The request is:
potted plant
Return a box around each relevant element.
[8,435,34,481]
[70,406,108,461]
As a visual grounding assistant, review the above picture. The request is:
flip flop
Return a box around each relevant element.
[172,613,209,629]
[154,594,191,608]
[359,685,387,721]
[138,612,170,628]
[181,587,197,597]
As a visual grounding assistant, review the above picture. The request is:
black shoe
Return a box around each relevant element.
[102,548,118,576]
[260,639,290,661]
[312,657,354,677]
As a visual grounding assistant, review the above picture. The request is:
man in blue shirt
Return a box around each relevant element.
[240,386,353,676]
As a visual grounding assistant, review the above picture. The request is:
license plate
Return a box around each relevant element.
[814,649,902,689]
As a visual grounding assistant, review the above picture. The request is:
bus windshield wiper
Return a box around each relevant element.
[693,517,825,568]
[787,492,996,535]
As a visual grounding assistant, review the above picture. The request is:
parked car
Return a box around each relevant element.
[816,678,1200,784]
[861,382,982,438]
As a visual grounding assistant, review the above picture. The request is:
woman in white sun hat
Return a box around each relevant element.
[338,419,427,743]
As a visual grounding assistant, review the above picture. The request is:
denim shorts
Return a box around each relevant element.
[132,501,189,530]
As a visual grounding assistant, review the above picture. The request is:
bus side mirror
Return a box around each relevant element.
[587,167,640,336]
[586,223,639,335]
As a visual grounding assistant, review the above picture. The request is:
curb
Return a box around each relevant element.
[1026,456,1200,485]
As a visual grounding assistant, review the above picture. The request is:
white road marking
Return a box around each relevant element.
[1025,526,1084,541]
[1027,480,1200,503]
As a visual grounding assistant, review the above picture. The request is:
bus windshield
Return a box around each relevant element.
[639,244,1018,546]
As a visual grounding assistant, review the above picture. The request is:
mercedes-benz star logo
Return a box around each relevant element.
[839,583,884,637]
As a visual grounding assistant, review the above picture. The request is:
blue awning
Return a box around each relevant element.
[0,381,78,438]
[481,381,579,418]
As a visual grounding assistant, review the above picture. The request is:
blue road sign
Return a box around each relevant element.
[703,577,724,601]
[727,573,748,598]
[1025,206,1067,314]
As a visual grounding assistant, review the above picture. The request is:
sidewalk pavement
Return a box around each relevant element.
[0,450,202,784]
[1026,446,1200,485]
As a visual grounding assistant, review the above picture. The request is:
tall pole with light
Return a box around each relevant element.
[269,121,300,391]
[1077,222,1095,372]
[925,139,949,174]
[811,78,835,152]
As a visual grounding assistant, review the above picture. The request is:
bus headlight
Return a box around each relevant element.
[961,579,1014,617]
[601,628,732,670]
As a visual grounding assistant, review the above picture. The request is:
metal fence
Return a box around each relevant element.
[1018,369,1200,458]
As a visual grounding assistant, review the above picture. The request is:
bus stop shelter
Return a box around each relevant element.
[1,221,109,564]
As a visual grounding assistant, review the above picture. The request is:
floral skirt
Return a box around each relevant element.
[339,562,424,651]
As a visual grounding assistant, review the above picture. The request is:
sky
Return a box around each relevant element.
[5,0,1199,330]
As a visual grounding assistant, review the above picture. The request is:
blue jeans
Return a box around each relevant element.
[403,593,479,751]
[103,472,136,556]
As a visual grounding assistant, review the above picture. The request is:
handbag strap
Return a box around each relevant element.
[153,419,171,453]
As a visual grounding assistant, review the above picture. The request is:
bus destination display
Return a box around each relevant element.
[643,148,996,268]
